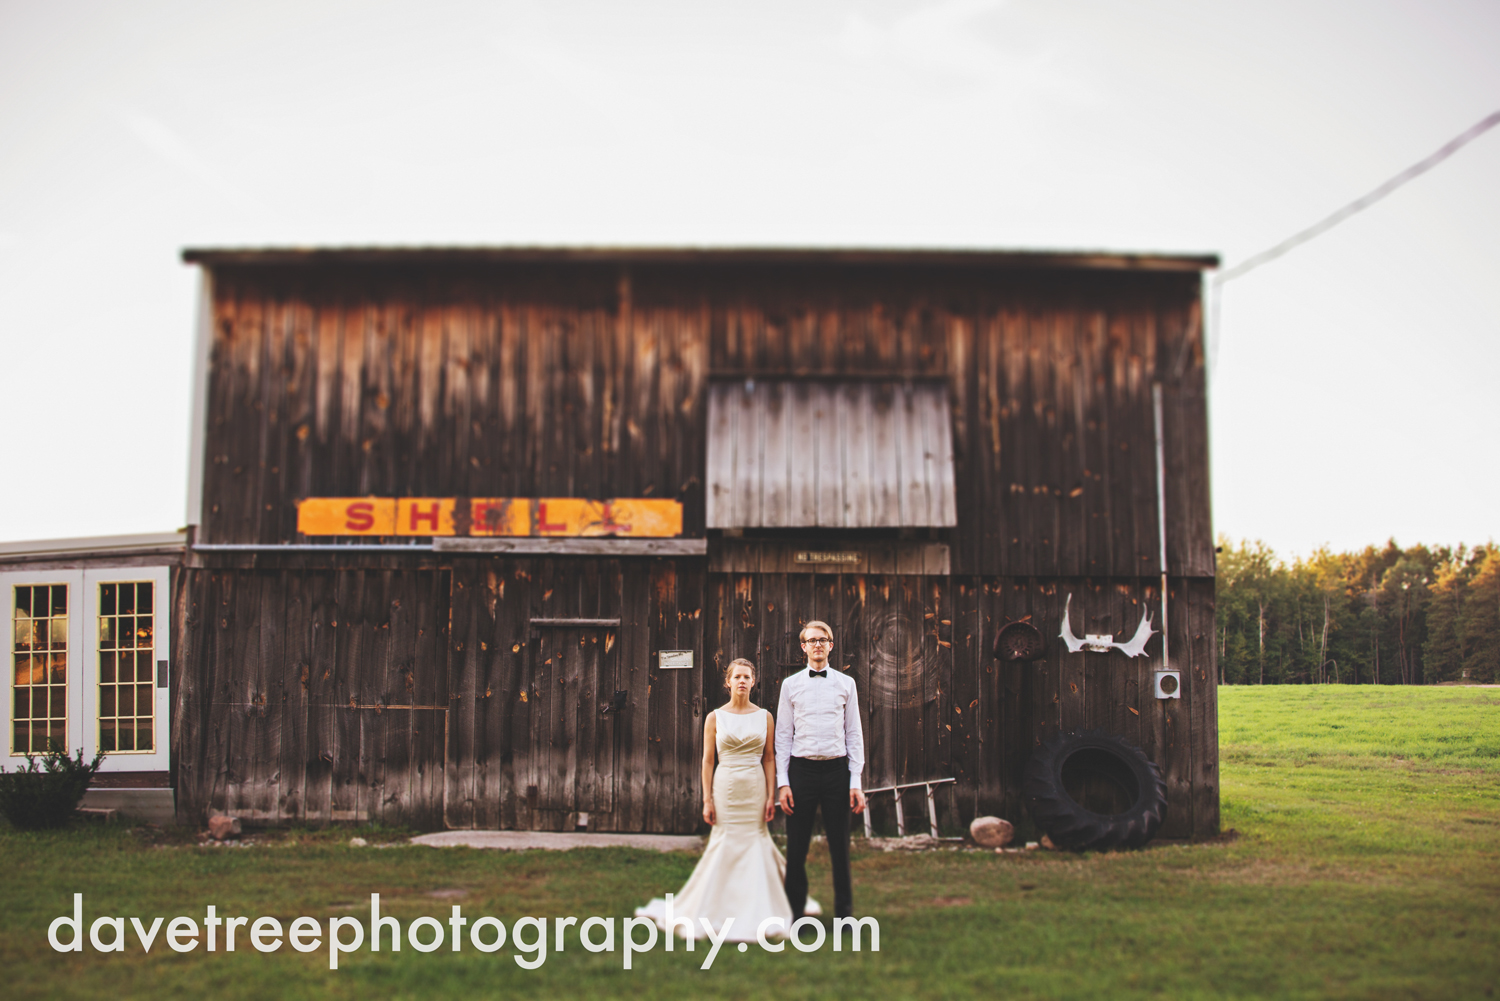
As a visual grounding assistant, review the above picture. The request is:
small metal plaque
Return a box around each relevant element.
[794,551,861,565]
[659,650,694,670]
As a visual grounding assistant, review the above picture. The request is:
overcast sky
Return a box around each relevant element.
[1,0,1496,559]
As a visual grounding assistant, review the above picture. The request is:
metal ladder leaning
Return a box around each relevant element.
[861,777,956,839]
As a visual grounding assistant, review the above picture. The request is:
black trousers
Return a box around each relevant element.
[784,756,853,919]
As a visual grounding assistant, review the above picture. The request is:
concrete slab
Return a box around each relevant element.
[81,788,175,825]
[410,831,704,852]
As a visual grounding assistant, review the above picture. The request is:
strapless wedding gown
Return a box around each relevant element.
[635,707,819,941]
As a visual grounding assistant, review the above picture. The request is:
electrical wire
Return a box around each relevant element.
[1215,109,1500,285]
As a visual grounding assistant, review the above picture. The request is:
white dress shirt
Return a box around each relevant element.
[775,666,866,791]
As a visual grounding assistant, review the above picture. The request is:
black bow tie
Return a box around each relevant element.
[809,669,827,679]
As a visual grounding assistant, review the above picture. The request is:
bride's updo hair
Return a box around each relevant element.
[722,657,757,689]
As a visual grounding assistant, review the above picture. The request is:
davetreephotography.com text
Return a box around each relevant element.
[46,894,879,970]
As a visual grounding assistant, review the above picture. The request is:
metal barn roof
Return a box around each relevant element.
[182,245,1219,272]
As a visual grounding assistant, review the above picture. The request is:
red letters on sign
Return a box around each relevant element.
[408,502,440,532]
[345,502,376,532]
[301,496,678,537]
[536,503,566,533]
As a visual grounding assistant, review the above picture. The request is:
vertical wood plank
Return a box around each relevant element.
[898,382,929,527]
[843,383,872,528]
[205,570,236,822]
[860,575,897,789]
[274,572,310,822]
[1155,579,1192,838]
[615,560,651,831]
[731,381,761,527]
[1185,577,1220,837]
[922,378,958,527]
[220,571,260,817]
[573,564,602,814]
[705,382,735,528]
[760,381,790,529]
[923,575,953,791]
[868,384,899,527]
[171,570,208,822]
[446,567,479,829]
[645,561,681,830]
[329,572,363,822]
[787,382,818,526]
[813,384,841,526]
[302,573,337,824]
[416,570,450,829]
[371,572,405,826]
[677,560,707,832]
[501,560,536,831]
[1000,581,1033,824]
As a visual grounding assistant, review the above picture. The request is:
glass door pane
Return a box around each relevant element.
[96,581,155,753]
[10,583,68,755]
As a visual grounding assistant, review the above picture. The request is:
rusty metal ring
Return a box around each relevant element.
[993,620,1046,662]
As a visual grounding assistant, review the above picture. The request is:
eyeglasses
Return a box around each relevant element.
[802,638,832,646]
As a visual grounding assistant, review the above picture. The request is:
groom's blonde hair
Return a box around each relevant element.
[799,620,833,643]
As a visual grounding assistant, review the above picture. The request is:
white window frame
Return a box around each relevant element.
[2,569,85,760]
[82,567,171,771]
[2,566,171,772]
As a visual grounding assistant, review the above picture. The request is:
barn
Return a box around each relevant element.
[3,246,1220,840]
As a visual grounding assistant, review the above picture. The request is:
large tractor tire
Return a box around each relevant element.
[1023,730,1167,851]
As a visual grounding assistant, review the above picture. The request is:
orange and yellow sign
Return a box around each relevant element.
[470,498,533,537]
[533,498,682,538]
[296,498,396,535]
[296,497,682,538]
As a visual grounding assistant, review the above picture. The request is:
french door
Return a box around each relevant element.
[2,567,171,773]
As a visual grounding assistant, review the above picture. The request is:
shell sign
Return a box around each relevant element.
[296,497,682,538]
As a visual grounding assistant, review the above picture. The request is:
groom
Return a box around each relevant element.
[776,620,867,920]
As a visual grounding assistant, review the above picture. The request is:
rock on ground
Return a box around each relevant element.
[969,816,1014,848]
[207,815,242,840]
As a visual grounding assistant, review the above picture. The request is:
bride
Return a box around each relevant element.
[636,657,818,941]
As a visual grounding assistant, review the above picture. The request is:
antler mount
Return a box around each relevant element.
[1059,593,1156,658]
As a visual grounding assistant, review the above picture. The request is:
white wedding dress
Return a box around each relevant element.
[635,707,819,941]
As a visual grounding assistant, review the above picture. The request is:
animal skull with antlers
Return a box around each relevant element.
[1059,593,1155,658]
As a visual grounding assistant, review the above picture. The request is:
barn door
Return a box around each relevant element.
[529,622,618,815]
[704,569,952,793]
[325,569,450,829]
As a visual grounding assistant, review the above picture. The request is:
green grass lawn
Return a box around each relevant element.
[3,686,1498,1000]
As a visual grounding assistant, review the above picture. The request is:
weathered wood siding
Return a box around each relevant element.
[705,573,1218,840]
[199,262,1209,579]
[199,265,708,544]
[174,560,1216,838]
[685,264,1211,578]
[442,556,709,833]
[175,557,710,833]
[182,254,1217,839]
[173,567,450,828]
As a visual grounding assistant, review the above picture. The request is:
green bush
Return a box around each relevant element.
[0,745,103,830]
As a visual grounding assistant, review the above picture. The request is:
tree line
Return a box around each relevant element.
[1214,538,1500,685]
